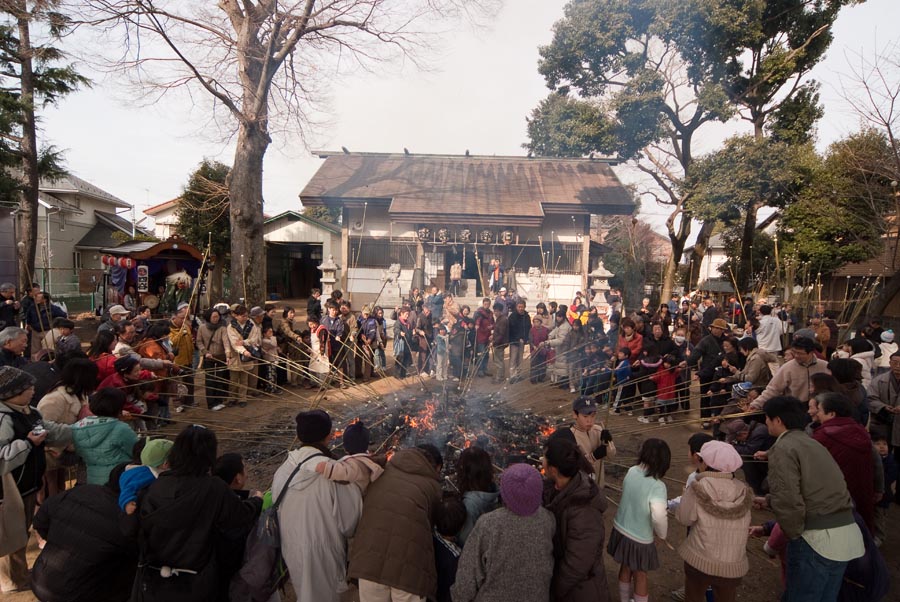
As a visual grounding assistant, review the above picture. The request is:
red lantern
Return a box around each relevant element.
[101,255,109,266]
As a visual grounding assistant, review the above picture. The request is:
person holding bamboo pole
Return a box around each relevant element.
[224,305,261,406]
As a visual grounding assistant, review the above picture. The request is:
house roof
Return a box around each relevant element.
[299,152,634,226]
[100,236,207,262]
[75,211,152,250]
[265,210,341,234]
[144,198,180,216]
[40,173,130,209]
[833,238,900,277]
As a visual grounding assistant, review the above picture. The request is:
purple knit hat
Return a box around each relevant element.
[500,463,543,517]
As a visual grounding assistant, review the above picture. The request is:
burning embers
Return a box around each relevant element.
[347,393,564,477]
[403,401,438,431]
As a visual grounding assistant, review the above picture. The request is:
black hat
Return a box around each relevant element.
[572,396,598,415]
[295,409,332,443]
[791,336,817,352]
[342,421,370,455]
[114,354,140,374]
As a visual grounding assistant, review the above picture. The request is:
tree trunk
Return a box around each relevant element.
[15,2,39,294]
[227,122,268,304]
[738,201,758,288]
[685,220,716,290]
[865,275,900,321]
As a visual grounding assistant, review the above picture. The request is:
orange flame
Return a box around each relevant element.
[539,425,556,438]
[404,401,438,431]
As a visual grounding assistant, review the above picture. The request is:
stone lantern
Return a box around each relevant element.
[589,260,615,314]
[318,254,340,297]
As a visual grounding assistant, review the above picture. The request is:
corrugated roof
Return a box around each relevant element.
[300,153,634,224]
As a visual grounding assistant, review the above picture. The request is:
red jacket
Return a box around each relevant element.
[92,353,117,383]
[812,416,876,532]
[618,332,643,361]
[98,371,153,415]
[474,307,494,345]
[530,325,549,351]
[651,366,678,401]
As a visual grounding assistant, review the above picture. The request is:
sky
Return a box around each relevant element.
[40,0,900,233]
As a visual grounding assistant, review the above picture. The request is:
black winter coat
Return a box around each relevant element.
[129,472,262,602]
[545,471,610,602]
[507,311,532,344]
[32,484,138,602]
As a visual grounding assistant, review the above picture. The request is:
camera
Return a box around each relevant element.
[31,425,46,436]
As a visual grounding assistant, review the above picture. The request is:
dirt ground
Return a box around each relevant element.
[6,316,898,601]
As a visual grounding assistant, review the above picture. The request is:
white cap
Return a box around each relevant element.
[109,304,129,315]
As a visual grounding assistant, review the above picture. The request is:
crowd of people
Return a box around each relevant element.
[0,276,897,601]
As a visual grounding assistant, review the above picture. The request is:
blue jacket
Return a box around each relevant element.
[614,359,631,384]
[72,416,138,485]
[26,303,66,332]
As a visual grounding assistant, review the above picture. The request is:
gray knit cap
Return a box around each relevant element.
[0,366,36,401]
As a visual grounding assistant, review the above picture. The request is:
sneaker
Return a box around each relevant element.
[627,411,633,416]
[670,586,686,601]
[658,416,667,423]
[569,387,576,393]
[211,403,226,412]
[701,421,711,429]
[667,415,675,423]
[637,416,652,424]
[175,406,185,413]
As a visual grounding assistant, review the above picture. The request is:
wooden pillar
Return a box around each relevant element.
[581,214,590,293]
[341,206,350,295]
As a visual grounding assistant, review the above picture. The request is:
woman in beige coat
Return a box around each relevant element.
[36,358,98,498]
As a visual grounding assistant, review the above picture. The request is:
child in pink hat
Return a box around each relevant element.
[675,441,753,602]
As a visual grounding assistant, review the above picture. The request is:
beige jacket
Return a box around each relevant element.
[321,453,385,495]
[676,472,753,578]
[224,319,261,371]
[570,424,616,487]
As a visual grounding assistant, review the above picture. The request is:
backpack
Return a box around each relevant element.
[229,452,324,602]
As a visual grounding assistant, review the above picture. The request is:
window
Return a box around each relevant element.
[73,251,82,270]
[59,213,66,231]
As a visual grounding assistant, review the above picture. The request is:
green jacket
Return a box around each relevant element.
[766,429,855,539]
[72,416,138,485]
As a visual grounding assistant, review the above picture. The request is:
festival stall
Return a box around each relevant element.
[99,236,213,315]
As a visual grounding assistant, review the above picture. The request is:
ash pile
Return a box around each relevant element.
[338,392,565,481]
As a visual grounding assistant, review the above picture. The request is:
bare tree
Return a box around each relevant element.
[840,42,900,317]
[78,0,498,303]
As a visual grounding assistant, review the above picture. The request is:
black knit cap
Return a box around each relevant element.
[114,354,140,374]
[295,409,332,443]
[342,421,370,454]
[0,366,36,402]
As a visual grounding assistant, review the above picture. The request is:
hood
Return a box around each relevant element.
[72,416,122,447]
[692,473,753,519]
[280,446,331,493]
[389,448,440,481]
[817,417,873,453]
[463,487,500,512]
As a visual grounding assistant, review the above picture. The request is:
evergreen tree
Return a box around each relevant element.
[0,1,87,291]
